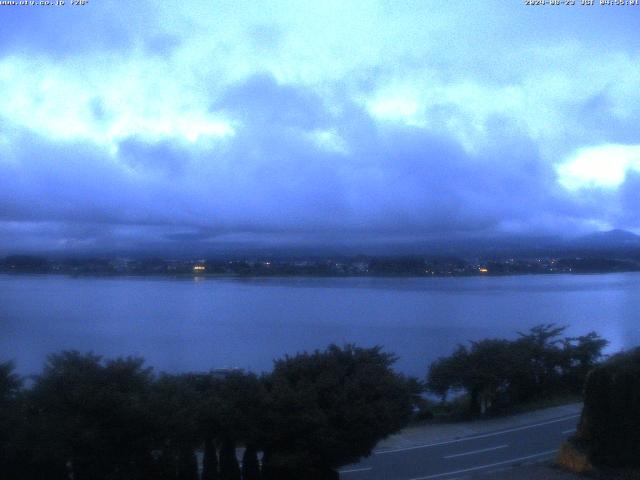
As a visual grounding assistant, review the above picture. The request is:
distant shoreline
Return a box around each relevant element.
[3,253,640,278]
[2,269,640,279]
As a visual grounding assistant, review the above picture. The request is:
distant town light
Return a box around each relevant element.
[479,267,489,273]
[193,264,206,272]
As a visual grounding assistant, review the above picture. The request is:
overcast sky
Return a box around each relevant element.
[0,1,639,255]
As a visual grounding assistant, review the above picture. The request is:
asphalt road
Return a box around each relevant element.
[339,413,580,480]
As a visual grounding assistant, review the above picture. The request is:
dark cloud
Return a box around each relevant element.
[118,137,190,177]
[0,72,596,254]
[617,172,640,226]
[2,2,640,256]
[216,74,328,130]
[570,91,640,146]
[0,129,182,227]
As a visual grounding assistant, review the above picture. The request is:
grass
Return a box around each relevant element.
[505,393,583,415]
[410,392,583,426]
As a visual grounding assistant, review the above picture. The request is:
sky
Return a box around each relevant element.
[0,1,639,255]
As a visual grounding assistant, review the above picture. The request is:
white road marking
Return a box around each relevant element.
[443,444,508,459]
[339,467,373,474]
[375,414,580,455]
[562,428,576,434]
[408,449,558,480]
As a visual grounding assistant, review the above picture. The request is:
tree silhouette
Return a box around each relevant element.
[261,344,419,479]
[579,347,640,467]
[0,361,23,478]
[149,373,202,480]
[427,325,609,415]
[26,352,154,480]
[214,372,265,480]
[202,437,219,480]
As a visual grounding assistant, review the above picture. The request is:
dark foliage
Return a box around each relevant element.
[261,344,420,477]
[578,348,640,467]
[219,439,241,480]
[241,445,261,480]
[427,325,608,415]
[0,344,417,480]
[0,361,23,478]
[202,437,219,480]
[27,352,155,480]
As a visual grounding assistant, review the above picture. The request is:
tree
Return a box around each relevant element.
[427,325,609,416]
[261,344,419,479]
[464,339,515,415]
[188,373,222,480]
[218,439,241,480]
[427,346,467,402]
[510,324,568,401]
[0,361,20,402]
[214,372,265,480]
[0,361,23,479]
[148,373,202,480]
[427,340,514,415]
[241,445,261,480]
[561,332,608,390]
[26,351,155,480]
[201,437,219,480]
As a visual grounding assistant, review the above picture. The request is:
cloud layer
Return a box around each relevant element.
[1,1,639,254]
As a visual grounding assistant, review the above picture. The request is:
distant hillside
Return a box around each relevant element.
[572,229,640,250]
[2,230,640,262]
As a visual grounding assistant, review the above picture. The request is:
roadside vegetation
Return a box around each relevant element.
[570,347,640,469]
[2,326,636,479]
[0,345,420,480]
[426,324,608,417]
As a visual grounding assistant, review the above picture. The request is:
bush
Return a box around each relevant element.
[1,345,421,480]
[578,348,640,467]
[261,344,421,477]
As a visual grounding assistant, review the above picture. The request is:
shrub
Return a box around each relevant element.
[578,348,640,467]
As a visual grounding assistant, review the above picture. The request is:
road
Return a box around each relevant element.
[339,413,580,480]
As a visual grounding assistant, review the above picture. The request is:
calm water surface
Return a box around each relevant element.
[1,273,639,377]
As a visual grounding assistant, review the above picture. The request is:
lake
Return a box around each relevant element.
[1,273,639,377]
